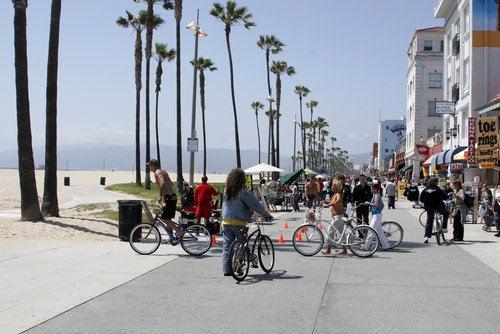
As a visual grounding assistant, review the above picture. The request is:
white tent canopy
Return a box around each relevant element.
[244,163,285,174]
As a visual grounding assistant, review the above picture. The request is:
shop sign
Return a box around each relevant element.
[415,144,430,159]
[476,117,498,169]
[468,117,476,166]
[450,163,463,172]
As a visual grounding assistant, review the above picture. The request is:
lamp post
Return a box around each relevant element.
[292,115,298,171]
[186,10,207,185]
[266,95,275,165]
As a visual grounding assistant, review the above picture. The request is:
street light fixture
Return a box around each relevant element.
[187,9,207,185]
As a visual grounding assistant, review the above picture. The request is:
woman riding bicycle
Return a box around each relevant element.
[222,168,272,277]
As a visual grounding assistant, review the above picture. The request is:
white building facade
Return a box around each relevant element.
[377,120,406,173]
[406,27,445,180]
[435,0,500,182]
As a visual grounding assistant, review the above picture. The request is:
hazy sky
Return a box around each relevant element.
[0,0,443,159]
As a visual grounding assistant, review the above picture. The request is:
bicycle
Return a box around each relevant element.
[321,205,403,249]
[129,201,212,256]
[430,210,450,245]
[228,217,275,282]
[292,205,380,258]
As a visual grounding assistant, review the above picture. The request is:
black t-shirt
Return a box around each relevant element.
[352,183,372,204]
[420,186,447,211]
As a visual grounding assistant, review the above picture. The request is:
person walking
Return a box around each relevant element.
[361,183,391,250]
[305,173,319,209]
[385,178,397,209]
[451,180,466,241]
[291,181,301,212]
[148,159,185,239]
[420,177,449,243]
[194,176,220,225]
[221,168,272,276]
[352,174,372,224]
[493,182,500,237]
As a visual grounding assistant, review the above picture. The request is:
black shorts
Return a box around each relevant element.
[161,194,177,219]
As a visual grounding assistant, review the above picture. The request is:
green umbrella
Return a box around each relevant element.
[303,168,317,175]
[280,169,304,186]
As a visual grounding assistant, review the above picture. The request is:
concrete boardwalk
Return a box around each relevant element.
[2,200,500,333]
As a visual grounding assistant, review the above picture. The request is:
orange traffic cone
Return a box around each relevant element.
[279,233,285,244]
[284,221,289,229]
[211,234,217,246]
[296,232,303,241]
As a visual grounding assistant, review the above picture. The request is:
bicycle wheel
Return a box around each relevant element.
[229,240,250,281]
[348,225,379,258]
[292,224,324,256]
[418,211,426,227]
[258,235,275,273]
[129,223,161,255]
[434,219,442,245]
[180,224,212,256]
[381,221,404,249]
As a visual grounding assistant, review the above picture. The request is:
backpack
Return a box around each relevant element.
[464,193,473,209]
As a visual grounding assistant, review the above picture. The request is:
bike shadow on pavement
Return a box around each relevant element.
[233,270,303,285]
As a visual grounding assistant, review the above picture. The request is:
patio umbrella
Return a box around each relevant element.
[244,163,285,175]
[280,169,304,186]
[315,174,327,180]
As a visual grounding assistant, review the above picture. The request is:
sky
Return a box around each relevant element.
[0,0,444,161]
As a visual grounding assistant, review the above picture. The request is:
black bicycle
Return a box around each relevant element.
[228,218,275,282]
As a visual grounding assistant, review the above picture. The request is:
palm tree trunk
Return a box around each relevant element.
[144,0,153,190]
[225,27,241,167]
[134,30,142,186]
[200,70,207,176]
[155,88,161,167]
[275,75,281,169]
[175,0,183,193]
[42,0,61,217]
[13,0,43,221]
[255,112,261,163]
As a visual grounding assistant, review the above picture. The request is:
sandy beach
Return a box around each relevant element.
[0,169,227,241]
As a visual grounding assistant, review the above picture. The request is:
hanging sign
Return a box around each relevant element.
[468,117,476,167]
[476,117,498,169]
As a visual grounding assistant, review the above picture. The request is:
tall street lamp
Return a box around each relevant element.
[266,95,275,165]
[187,9,207,185]
[293,115,299,171]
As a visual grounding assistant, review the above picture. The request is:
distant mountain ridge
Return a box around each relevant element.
[0,144,370,173]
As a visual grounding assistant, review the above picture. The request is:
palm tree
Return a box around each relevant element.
[153,43,176,168]
[134,0,167,189]
[12,0,43,221]
[210,1,255,168]
[251,101,264,163]
[270,60,295,168]
[257,35,284,167]
[294,85,310,169]
[190,57,217,176]
[41,0,62,217]
[117,10,147,186]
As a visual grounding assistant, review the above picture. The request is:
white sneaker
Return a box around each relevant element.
[424,237,429,243]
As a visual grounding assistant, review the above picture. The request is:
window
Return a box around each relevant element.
[385,126,389,130]
[424,40,433,51]
[429,73,442,88]
[428,101,438,117]
[385,138,388,142]
[385,149,389,153]
[440,40,444,52]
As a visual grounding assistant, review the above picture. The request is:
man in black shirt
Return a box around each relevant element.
[352,174,372,224]
[420,177,449,243]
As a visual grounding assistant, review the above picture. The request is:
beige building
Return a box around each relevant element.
[405,27,445,180]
